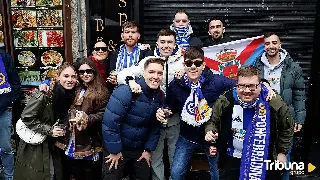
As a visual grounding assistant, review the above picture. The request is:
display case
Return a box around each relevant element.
[8,0,71,104]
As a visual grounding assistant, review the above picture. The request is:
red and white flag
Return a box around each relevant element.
[203,35,264,79]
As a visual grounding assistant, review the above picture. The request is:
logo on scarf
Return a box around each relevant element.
[195,99,210,122]
[0,72,5,85]
[217,48,240,79]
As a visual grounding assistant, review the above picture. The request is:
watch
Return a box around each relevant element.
[125,76,134,84]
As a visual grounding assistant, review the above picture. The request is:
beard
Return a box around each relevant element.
[124,39,138,47]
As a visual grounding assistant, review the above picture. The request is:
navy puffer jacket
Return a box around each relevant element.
[102,77,163,154]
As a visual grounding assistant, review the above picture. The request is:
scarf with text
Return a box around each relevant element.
[180,73,212,127]
[239,84,271,180]
[0,55,11,94]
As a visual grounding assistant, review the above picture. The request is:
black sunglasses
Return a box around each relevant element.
[94,47,108,52]
[184,60,203,67]
[78,69,94,75]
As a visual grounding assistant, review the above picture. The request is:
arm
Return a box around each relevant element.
[117,57,149,85]
[292,64,306,124]
[205,95,230,134]
[86,92,111,129]
[0,51,21,113]
[21,91,53,136]
[165,82,180,114]
[272,96,294,154]
[144,117,161,151]
[102,86,132,154]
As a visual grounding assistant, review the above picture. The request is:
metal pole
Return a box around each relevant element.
[77,0,84,59]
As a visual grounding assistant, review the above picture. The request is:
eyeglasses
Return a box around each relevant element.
[184,60,203,67]
[78,69,94,75]
[94,47,108,52]
[236,83,260,91]
[175,19,188,23]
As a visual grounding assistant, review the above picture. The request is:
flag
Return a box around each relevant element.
[203,35,264,79]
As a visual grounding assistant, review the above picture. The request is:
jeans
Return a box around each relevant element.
[0,110,14,180]
[170,136,219,180]
[281,137,294,180]
[152,124,180,180]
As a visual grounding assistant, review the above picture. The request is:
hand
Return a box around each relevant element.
[205,131,218,142]
[39,84,50,93]
[137,151,152,167]
[107,73,118,85]
[141,44,151,50]
[52,126,65,137]
[105,153,123,170]
[277,153,287,163]
[294,123,303,132]
[263,82,276,101]
[175,69,185,79]
[129,80,142,93]
[75,111,88,131]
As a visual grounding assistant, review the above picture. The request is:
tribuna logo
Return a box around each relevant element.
[265,160,305,175]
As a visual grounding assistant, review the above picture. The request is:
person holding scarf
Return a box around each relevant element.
[170,10,203,49]
[107,21,152,90]
[204,65,294,180]
[156,46,235,180]
[0,49,20,180]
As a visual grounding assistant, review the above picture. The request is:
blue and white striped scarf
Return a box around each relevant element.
[116,44,141,72]
[170,25,193,48]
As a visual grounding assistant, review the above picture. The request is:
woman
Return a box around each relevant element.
[55,58,110,180]
[14,62,78,180]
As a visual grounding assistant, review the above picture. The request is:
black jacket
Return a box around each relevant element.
[203,34,232,47]
[0,49,20,113]
[188,34,203,48]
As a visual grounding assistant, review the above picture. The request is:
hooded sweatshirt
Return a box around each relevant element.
[260,49,288,93]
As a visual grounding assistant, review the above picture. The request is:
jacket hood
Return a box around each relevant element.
[260,48,288,69]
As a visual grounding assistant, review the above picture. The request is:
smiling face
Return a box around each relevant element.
[143,63,164,89]
[92,41,108,61]
[121,26,140,47]
[208,20,225,40]
[264,34,281,58]
[156,35,176,57]
[78,64,95,84]
[184,58,205,83]
[58,66,77,90]
[173,12,190,27]
[236,75,261,103]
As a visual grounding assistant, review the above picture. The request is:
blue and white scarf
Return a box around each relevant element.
[180,73,212,127]
[116,44,141,72]
[0,55,11,95]
[239,84,271,180]
[170,25,193,48]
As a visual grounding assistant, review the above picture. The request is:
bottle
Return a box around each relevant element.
[209,131,217,157]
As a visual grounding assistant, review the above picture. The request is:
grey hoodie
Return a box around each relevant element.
[260,49,288,93]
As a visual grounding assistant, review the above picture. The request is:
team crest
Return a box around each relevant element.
[217,48,240,80]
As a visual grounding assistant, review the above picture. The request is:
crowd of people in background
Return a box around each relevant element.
[0,9,306,180]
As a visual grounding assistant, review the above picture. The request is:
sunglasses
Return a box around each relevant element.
[184,60,203,67]
[94,47,108,52]
[78,69,94,75]
[175,19,188,23]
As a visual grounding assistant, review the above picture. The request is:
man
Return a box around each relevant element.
[0,49,20,180]
[89,40,109,82]
[170,10,203,48]
[160,46,236,180]
[205,65,294,180]
[255,32,306,180]
[116,29,184,180]
[203,17,232,47]
[107,21,152,85]
[102,58,164,180]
